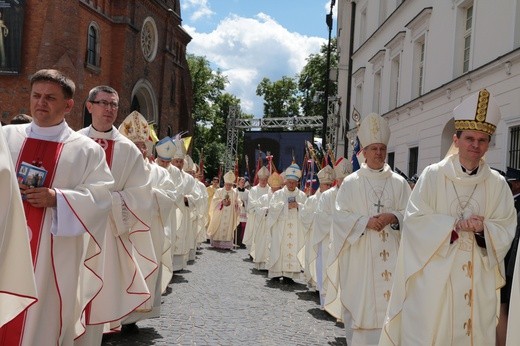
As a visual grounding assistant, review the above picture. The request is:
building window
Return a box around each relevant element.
[86,22,100,67]
[405,8,431,98]
[379,1,387,25]
[509,126,520,169]
[389,55,400,109]
[359,7,367,46]
[413,38,426,97]
[463,5,473,73]
[141,17,158,62]
[408,146,419,177]
[355,83,364,116]
[387,152,395,170]
[373,69,382,114]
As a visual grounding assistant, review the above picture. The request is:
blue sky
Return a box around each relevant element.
[181,0,336,117]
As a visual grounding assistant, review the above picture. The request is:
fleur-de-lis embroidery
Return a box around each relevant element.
[287,253,293,259]
[287,232,293,238]
[464,289,472,307]
[287,222,293,228]
[384,290,391,302]
[379,230,388,242]
[464,318,472,336]
[380,249,389,262]
[381,270,392,281]
[287,243,293,249]
[462,261,473,279]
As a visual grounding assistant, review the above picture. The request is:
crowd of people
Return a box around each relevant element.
[1,68,520,346]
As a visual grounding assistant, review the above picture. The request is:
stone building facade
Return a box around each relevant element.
[0,0,193,138]
[336,0,520,175]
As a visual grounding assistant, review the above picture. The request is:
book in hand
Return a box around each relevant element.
[287,196,296,203]
[17,161,48,188]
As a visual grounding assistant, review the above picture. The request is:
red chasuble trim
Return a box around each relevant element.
[0,138,63,346]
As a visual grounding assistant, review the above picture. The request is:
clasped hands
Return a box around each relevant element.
[367,213,397,232]
[455,215,484,234]
[288,201,298,210]
[20,183,57,208]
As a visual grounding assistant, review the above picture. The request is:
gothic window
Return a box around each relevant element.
[86,22,100,67]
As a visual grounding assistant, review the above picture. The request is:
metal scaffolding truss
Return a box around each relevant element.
[224,99,340,171]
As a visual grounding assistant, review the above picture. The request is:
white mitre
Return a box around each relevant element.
[317,165,335,184]
[223,171,236,184]
[118,111,150,143]
[334,156,352,179]
[358,113,390,148]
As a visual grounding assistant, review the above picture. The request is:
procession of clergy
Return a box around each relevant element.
[1,68,520,346]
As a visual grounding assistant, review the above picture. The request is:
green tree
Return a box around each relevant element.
[256,76,301,119]
[187,54,252,181]
[298,38,338,118]
[187,54,227,180]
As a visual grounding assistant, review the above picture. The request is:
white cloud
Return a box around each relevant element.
[185,13,326,116]
[182,0,215,21]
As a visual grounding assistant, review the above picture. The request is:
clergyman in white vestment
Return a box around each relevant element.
[326,113,411,346]
[381,89,517,346]
[1,69,114,346]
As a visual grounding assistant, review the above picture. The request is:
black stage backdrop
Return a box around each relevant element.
[243,131,314,177]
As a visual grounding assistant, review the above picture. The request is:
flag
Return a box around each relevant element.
[217,163,223,185]
[266,151,278,174]
[244,154,251,183]
[234,156,239,184]
[351,136,361,172]
[183,136,192,152]
[198,149,205,183]
[253,147,265,186]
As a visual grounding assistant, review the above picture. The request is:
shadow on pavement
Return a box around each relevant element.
[170,274,189,284]
[307,307,337,322]
[295,290,320,303]
[250,268,267,276]
[206,247,237,254]
[161,286,172,297]
[328,336,348,345]
[102,327,163,346]
[264,278,308,292]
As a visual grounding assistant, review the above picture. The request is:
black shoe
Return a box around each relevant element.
[282,277,295,285]
[239,244,246,249]
[122,323,139,334]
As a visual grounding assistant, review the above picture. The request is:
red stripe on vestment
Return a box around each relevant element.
[0,138,63,346]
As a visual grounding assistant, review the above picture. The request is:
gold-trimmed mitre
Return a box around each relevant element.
[334,157,352,180]
[317,165,335,184]
[358,113,390,148]
[268,172,284,188]
[453,89,500,136]
[223,171,236,184]
[118,111,150,143]
[183,155,195,172]
[257,166,270,179]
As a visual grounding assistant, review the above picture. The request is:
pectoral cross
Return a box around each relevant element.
[374,199,384,213]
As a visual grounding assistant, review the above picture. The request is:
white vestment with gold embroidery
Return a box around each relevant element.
[326,163,410,345]
[381,154,516,346]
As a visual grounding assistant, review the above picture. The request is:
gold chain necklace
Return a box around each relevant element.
[451,181,478,220]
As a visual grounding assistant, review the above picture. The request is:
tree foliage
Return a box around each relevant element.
[256,76,301,118]
[187,54,251,180]
[298,38,338,118]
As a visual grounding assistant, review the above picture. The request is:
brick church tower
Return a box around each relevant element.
[0,0,193,138]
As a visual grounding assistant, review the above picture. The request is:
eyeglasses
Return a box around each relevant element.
[90,100,119,109]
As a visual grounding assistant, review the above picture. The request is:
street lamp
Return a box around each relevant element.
[322,0,336,151]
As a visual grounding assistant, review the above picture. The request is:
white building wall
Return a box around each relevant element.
[336,0,520,175]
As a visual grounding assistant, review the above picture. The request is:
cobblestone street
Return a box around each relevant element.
[103,243,347,346]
